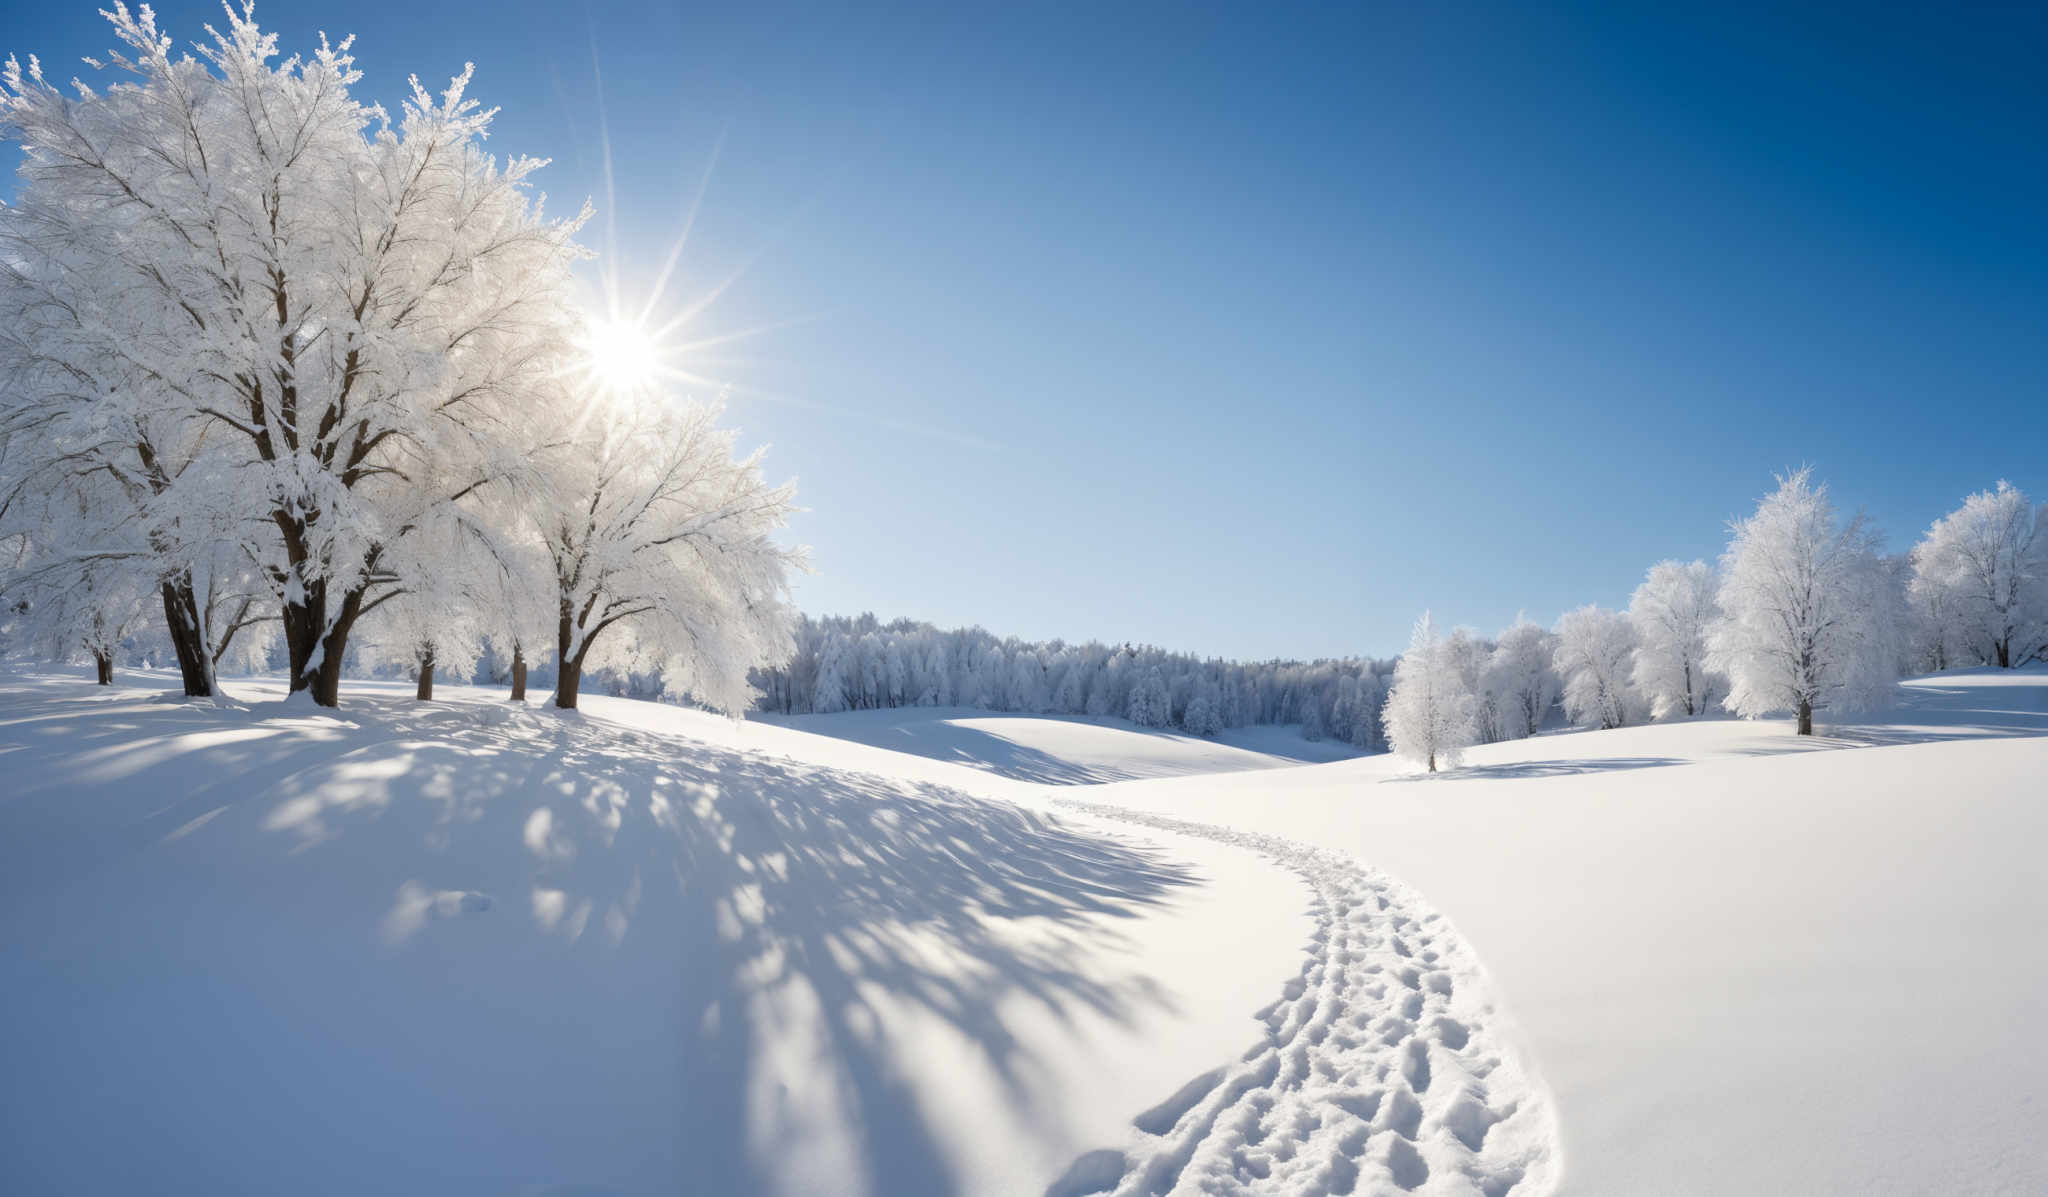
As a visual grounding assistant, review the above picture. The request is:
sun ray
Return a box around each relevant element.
[586,29,622,323]
[639,125,728,326]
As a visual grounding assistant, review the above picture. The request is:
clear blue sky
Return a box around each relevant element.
[8,2,2043,659]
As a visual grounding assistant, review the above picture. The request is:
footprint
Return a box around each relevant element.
[1132,1066,1225,1135]
[1042,1148,1125,1197]
[1384,1136,1430,1190]
[1444,1092,1500,1152]
[1379,1087,1424,1140]
[1402,1038,1432,1093]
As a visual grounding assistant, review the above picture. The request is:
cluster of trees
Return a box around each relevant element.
[0,8,799,710]
[754,614,1399,746]
[1384,470,2047,770]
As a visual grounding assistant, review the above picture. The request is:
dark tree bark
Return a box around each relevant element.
[305,589,365,709]
[159,579,214,697]
[509,645,527,701]
[554,650,585,710]
[1796,699,1814,736]
[93,652,113,686]
[415,650,435,701]
[554,600,584,710]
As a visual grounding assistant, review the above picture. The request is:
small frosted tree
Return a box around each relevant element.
[1443,627,1500,742]
[1127,666,1170,728]
[1707,468,1901,735]
[1482,618,1556,739]
[1909,481,2046,669]
[1553,605,1640,730]
[1628,560,1726,718]
[1348,671,1385,749]
[1382,611,1476,773]
[1300,695,1325,741]
[534,395,800,712]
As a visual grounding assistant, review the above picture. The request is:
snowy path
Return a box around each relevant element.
[1049,800,1559,1197]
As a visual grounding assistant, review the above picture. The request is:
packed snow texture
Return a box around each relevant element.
[1048,800,1557,1196]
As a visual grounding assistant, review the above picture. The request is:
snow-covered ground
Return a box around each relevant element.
[0,670,1315,1196]
[754,706,1357,784]
[4,667,2044,1195]
[1078,668,2048,1196]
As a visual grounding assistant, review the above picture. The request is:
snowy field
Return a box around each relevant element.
[3,667,2045,1195]
[754,706,1359,784]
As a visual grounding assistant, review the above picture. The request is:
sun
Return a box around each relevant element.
[583,316,662,396]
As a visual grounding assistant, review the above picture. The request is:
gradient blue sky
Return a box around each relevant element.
[7,2,2042,659]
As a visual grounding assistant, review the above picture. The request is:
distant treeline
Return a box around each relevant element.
[751,614,1396,745]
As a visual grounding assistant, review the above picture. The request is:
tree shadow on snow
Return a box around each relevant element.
[760,708,1231,785]
[0,675,1199,1197]
[1446,755,1686,780]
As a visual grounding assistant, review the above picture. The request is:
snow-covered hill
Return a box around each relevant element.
[3,667,2043,1195]
[755,706,1358,785]
[0,671,1323,1196]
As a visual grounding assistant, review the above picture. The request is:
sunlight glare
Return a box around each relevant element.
[585,317,662,395]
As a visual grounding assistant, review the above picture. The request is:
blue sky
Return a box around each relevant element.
[7,2,2042,659]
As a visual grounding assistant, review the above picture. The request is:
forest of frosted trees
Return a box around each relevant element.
[763,471,2046,765]
[1376,469,2047,769]
[752,614,1400,748]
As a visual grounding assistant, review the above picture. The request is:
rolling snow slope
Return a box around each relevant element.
[5,666,2041,1196]
[756,706,1358,785]
[1083,668,2048,1196]
[0,671,1319,1197]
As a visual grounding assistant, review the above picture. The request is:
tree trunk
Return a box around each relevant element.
[554,599,582,709]
[158,579,215,697]
[280,578,325,697]
[1796,699,1813,736]
[1995,640,2011,669]
[416,651,435,701]
[306,589,365,708]
[1426,749,1436,773]
[509,645,527,701]
[555,652,584,710]
[93,652,113,686]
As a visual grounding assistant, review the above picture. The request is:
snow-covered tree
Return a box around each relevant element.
[1442,627,1500,742]
[1182,687,1222,737]
[1909,481,2047,669]
[1481,619,1556,739]
[16,551,150,684]
[1707,468,1901,735]
[356,514,491,700]
[1628,560,1725,719]
[1127,666,1170,728]
[534,394,800,712]
[1348,670,1386,749]
[1300,694,1325,741]
[1552,605,1640,730]
[0,8,589,706]
[1382,611,1476,773]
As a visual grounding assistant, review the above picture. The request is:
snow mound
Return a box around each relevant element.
[1052,800,1558,1197]
[759,706,1354,785]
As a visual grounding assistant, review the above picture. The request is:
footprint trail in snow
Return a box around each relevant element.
[1049,800,1560,1197]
